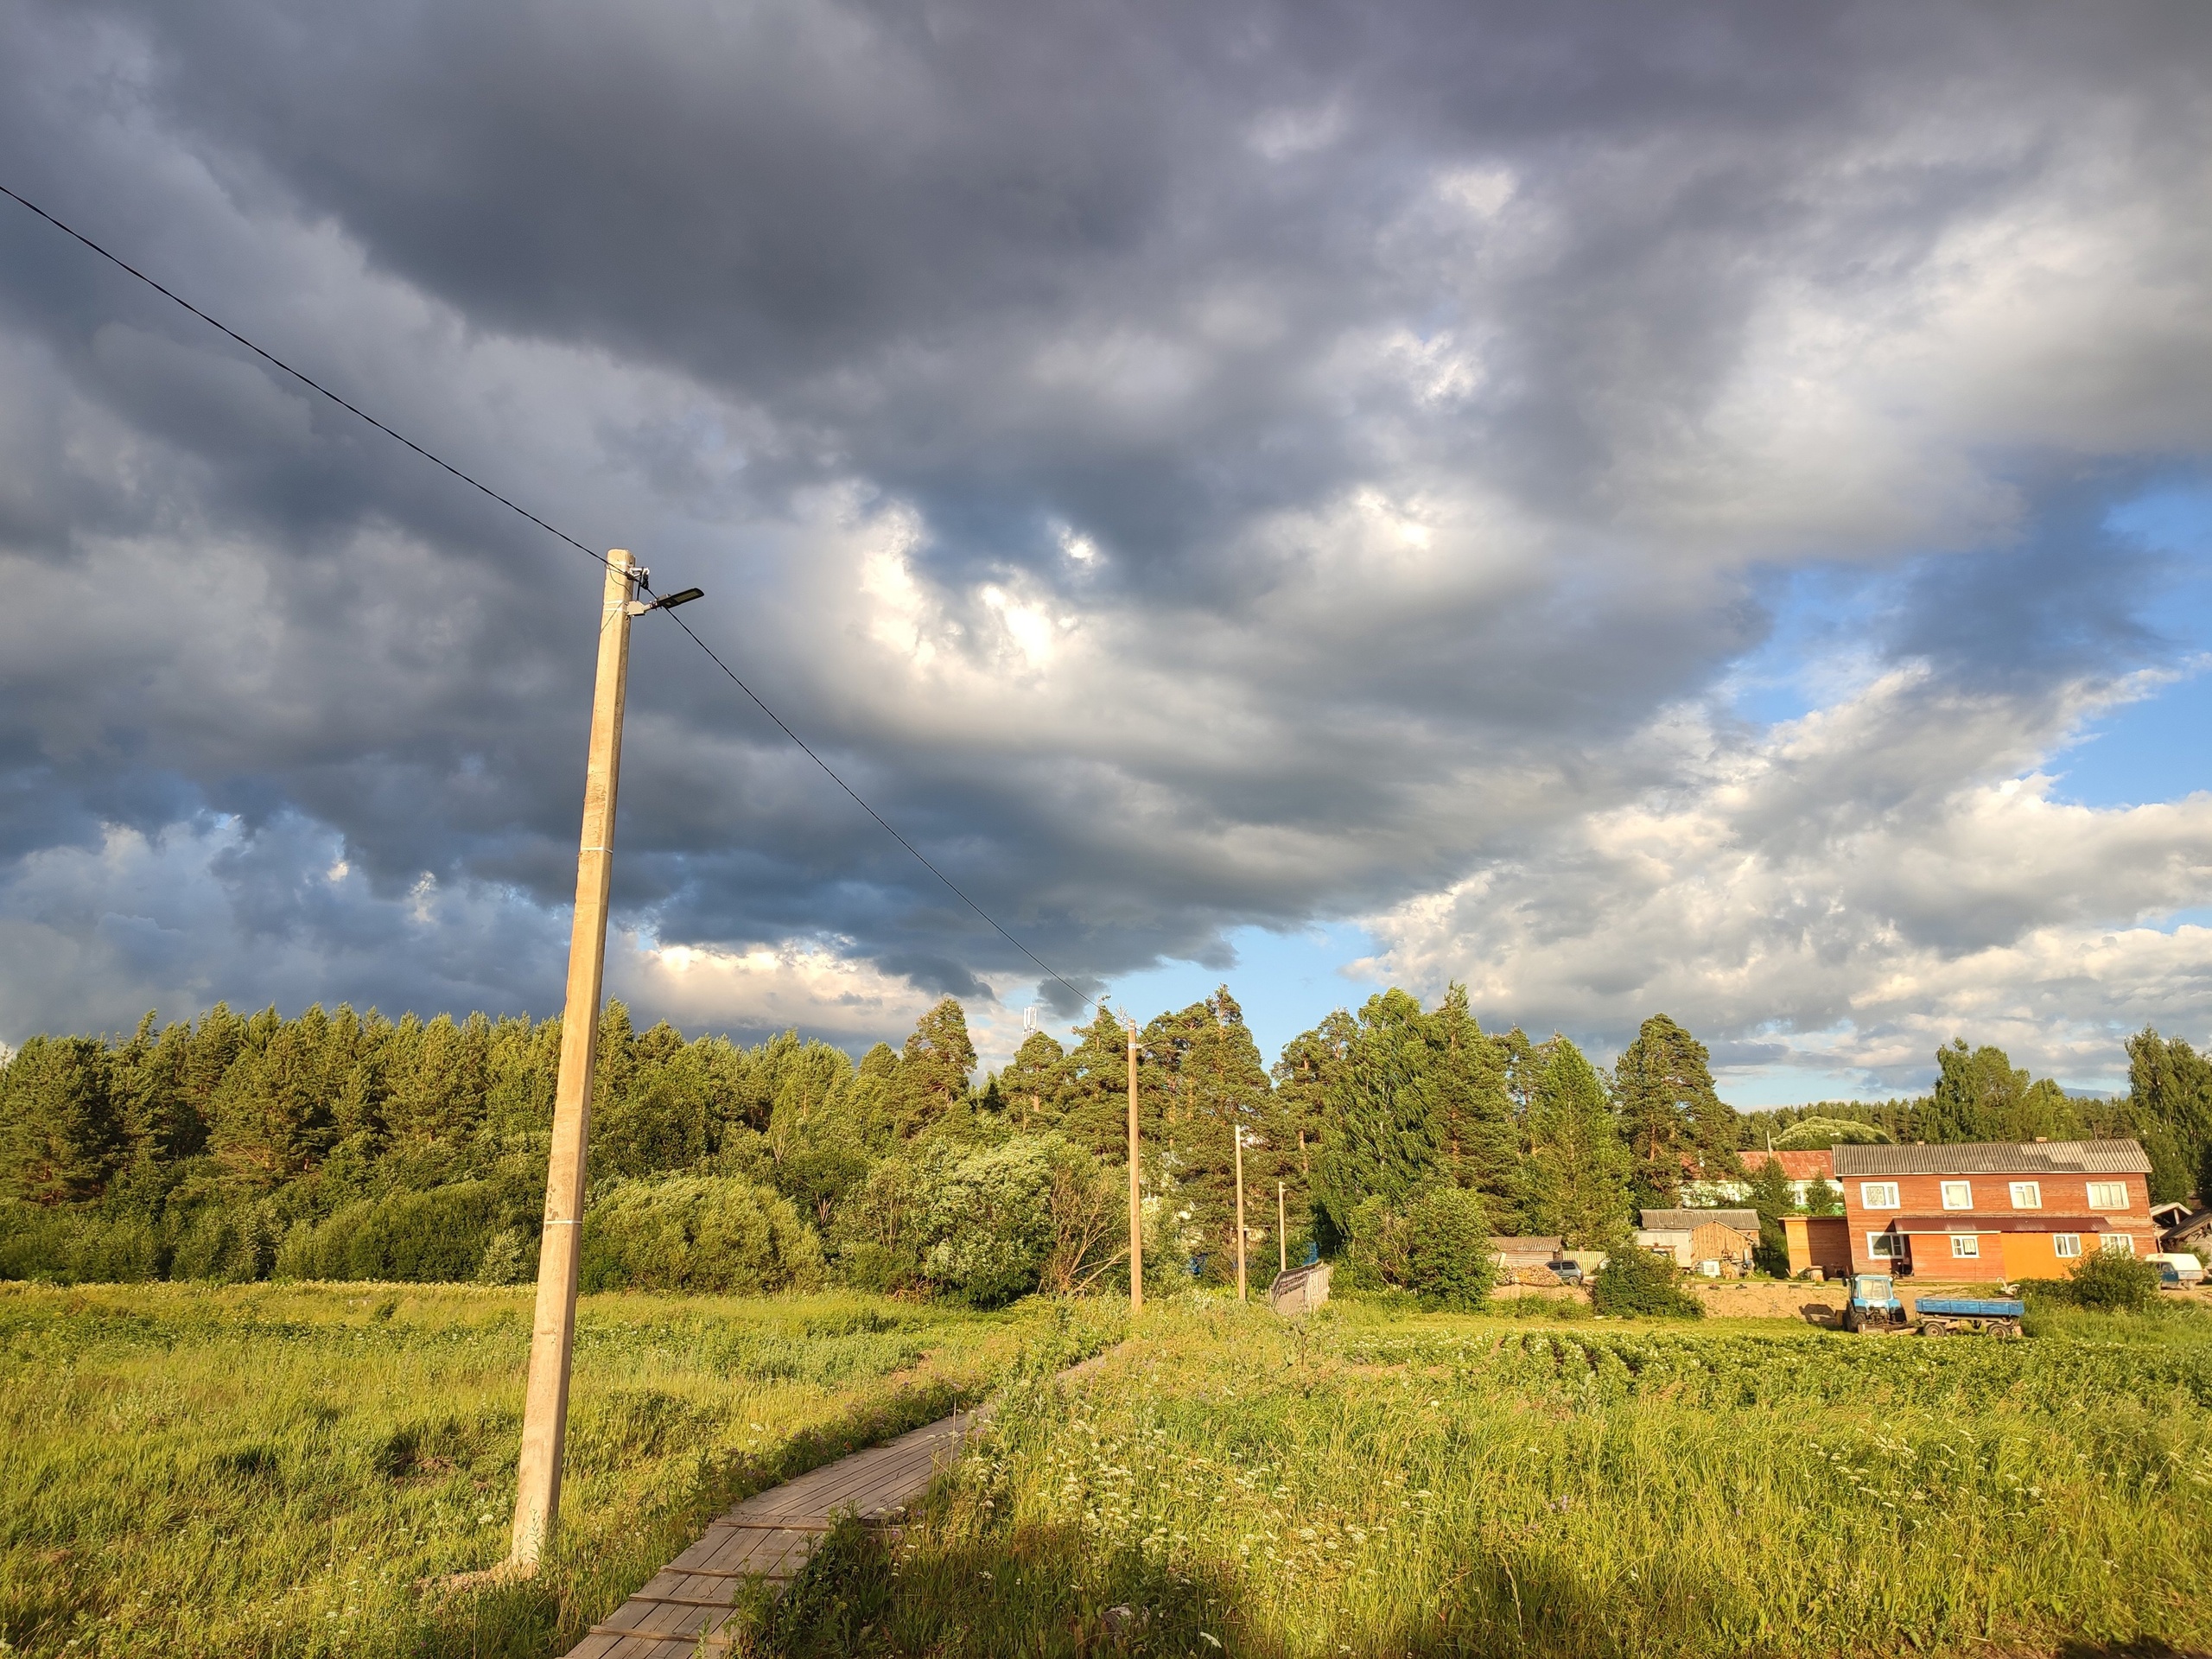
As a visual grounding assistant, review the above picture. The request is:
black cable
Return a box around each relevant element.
[660,606,1091,1007]
[1,179,1092,1008]
[0,180,621,581]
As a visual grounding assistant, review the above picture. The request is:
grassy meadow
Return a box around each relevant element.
[0,1280,1107,1657]
[10,1283,2212,1659]
[756,1298,2212,1659]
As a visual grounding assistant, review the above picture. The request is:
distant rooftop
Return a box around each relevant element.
[1638,1208,1759,1232]
[1738,1148,1835,1180]
[1832,1140,2149,1178]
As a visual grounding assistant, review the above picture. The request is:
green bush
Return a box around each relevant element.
[1591,1247,1705,1319]
[2063,1248,2162,1313]
[1334,1187,1497,1310]
[1400,1187,1497,1311]
[0,1203,165,1283]
[273,1180,531,1283]
[168,1202,280,1282]
[579,1175,823,1294]
[922,1139,1059,1308]
[829,1159,929,1294]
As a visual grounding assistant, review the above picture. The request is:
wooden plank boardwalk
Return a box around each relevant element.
[564,1408,982,1658]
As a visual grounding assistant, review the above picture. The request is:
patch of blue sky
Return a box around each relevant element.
[1020,921,1382,1067]
[2152,907,2212,933]
[2044,482,2212,808]
[1713,1062,1897,1111]
[1727,481,2212,811]
[1720,564,1896,728]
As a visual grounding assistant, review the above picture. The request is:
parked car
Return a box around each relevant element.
[1548,1259,1584,1286]
[2145,1252,2203,1288]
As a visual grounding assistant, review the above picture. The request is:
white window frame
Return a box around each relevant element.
[2101,1234,2134,1255]
[1950,1235,1980,1259]
[1859,1181,1901,1211]
[2086,1181,2130,1211]
[2009,1181,2041,1209]
[2053,1234,2081,1259]
[1867,1232,1900,1260]
[1940,1180,1973,1211]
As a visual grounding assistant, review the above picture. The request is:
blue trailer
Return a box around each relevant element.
[1914,1295,2025,1338]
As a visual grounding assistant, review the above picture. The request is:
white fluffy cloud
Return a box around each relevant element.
[1363,664,2212,1087]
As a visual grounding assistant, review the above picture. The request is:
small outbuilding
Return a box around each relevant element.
[1636,1208,1759,1272]
[1781,1214,1853,1278]
[1490,1235,1567,1271]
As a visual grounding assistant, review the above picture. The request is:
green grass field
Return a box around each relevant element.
[759,1298,2212,1659]
[9,1286,2212,1659]
[0,1281,1103,1658]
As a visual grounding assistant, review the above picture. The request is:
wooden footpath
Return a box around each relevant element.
[563,1409,982,1658]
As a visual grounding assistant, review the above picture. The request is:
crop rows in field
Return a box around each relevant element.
[1332,1324,2212,1414]
[803,1306,2212,1659]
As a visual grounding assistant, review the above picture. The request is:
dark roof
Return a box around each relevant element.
[1832,1140,2150,1178]
[1638,1209,1760,1233]
[2164,1208,2212,1244]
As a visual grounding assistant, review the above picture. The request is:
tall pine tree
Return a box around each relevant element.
[893,997,977,1139]
[1310,990,1443,1251]
[1001,1031,1067,1130]
[1611,1013,1735,1205]
[1526,1037,1631,1248]
[1427,984,1524,1229]
[0,1036,125,1205]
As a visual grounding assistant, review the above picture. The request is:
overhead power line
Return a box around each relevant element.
[0,179,1092,1010]
[0,181,620,582]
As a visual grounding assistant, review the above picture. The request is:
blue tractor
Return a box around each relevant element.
[1840,1273,1909,1332]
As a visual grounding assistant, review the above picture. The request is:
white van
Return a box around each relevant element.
[2146,1252,2204,1287]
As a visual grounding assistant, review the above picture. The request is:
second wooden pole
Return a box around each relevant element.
[1125,1013,1142,1317]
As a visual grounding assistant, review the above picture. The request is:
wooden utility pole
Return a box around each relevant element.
[511,550,641,1567]
[1126,1013,1142,1317]
[1234,1122,1247,1301]
[1278,1180,1287,1274]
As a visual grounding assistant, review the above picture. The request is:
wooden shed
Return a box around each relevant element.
[1782,1214,1852,1277]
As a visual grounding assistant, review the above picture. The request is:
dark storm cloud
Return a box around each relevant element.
[3,0,2212,1058]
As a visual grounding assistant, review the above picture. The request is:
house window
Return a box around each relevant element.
[1941,1181,1973,1211]
[2101,1234,2134,1255]
[1951,1235,1980,1259]
[2087,1181,2130,1211]
[2010,1181,2041,1209]
[1867,1233,1900,1259]
[1859,1181,1901,1210]
[2053,1234,2081,1258]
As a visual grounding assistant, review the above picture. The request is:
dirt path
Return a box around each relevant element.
[564,1350,1117,1657]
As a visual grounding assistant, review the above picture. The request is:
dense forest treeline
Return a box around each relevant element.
[2,989,2208,1303]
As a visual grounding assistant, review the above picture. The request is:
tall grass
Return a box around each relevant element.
[0,1281,1102,1657]
[754,1297,2212,1658]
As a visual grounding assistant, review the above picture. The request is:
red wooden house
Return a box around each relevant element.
[1834,1140,2158,1281]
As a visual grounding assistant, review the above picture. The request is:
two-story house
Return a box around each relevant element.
[1834,1140,2158,1281]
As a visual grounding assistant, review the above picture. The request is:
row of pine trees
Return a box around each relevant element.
[2,986,2208,1300]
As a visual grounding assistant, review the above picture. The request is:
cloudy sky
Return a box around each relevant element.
[3,1,2211,1102]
